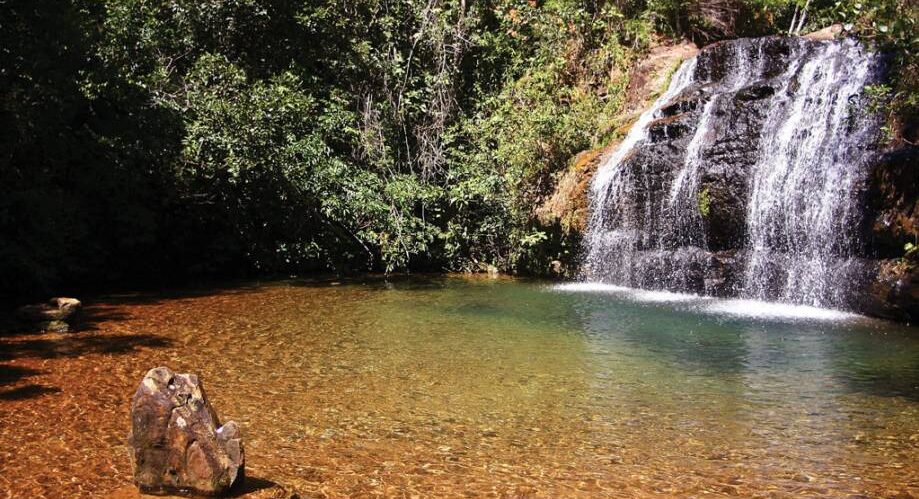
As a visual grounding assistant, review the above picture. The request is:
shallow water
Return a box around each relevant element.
[1,275,917,497]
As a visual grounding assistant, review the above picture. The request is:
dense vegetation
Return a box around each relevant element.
[1,0,915,300]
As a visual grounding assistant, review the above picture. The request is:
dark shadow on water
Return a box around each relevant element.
[229,476,280,497]
[0,384,61,400]
[0,364,43,384]
[285,272,496,291]
[0,364,57,401]
[55,307,135,334]
[0,333,170,400]
[833,346,919,402]
[94,283,262,306]
[0,333,172,362]
[0,318,48,338]
[842,372,919,401]
[0,279,267,332]
[0,304,135,336]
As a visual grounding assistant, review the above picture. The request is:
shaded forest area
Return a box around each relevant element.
[1,0,915,302]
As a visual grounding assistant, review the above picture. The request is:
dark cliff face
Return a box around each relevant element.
[585,35,918,321]
[869,147,919,258]
[863,146,919,322]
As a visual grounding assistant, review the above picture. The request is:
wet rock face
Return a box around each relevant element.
[861,145,919,321]
[609,37,806,259]
[863,259,919,322]
[128,367,244,496]
[868,146,919,258]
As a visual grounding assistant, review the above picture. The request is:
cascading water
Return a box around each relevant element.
[585,57,699,287]
[584,36,885,311]
[742,40,883,308]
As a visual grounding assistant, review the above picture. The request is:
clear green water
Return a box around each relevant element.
[1,275,917,497]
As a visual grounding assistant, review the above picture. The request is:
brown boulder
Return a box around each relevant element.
[128,367,244,496]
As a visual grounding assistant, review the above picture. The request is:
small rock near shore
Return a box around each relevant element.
[128,367,244,496]
[16,297,82,330]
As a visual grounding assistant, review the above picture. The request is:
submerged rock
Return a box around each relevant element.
[128,367,244,496]
[16,297,81,331]
[39,320,71,333]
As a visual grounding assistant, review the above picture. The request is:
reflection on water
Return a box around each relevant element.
[0,276,917,497]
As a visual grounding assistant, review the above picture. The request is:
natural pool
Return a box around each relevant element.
[0,276,917,497]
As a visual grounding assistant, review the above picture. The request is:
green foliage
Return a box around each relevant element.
[2,0,916,299]
[443,1,637,272]
[0,0,188,298]
[905,242,918,258]
[864,84,892,112]
[821,0,919,140]
[641,0,798,42]
[697,187,712,218]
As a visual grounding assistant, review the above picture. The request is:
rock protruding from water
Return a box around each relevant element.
[16,297,82,332]
[128,367,244,496]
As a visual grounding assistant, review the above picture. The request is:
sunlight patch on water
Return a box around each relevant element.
[552,282,704,303]
[552,282,861,322]
[702,298,860,321]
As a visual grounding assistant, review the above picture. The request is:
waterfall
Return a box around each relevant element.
[585,57,698,287]
[589,58,698,206]
[583,36,884,311]
[742,40,882,308]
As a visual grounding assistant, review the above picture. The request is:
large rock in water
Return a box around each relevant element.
[128,367,244,496]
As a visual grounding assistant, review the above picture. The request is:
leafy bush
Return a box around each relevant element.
[1,0,915,300]
[822,0,918,142]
